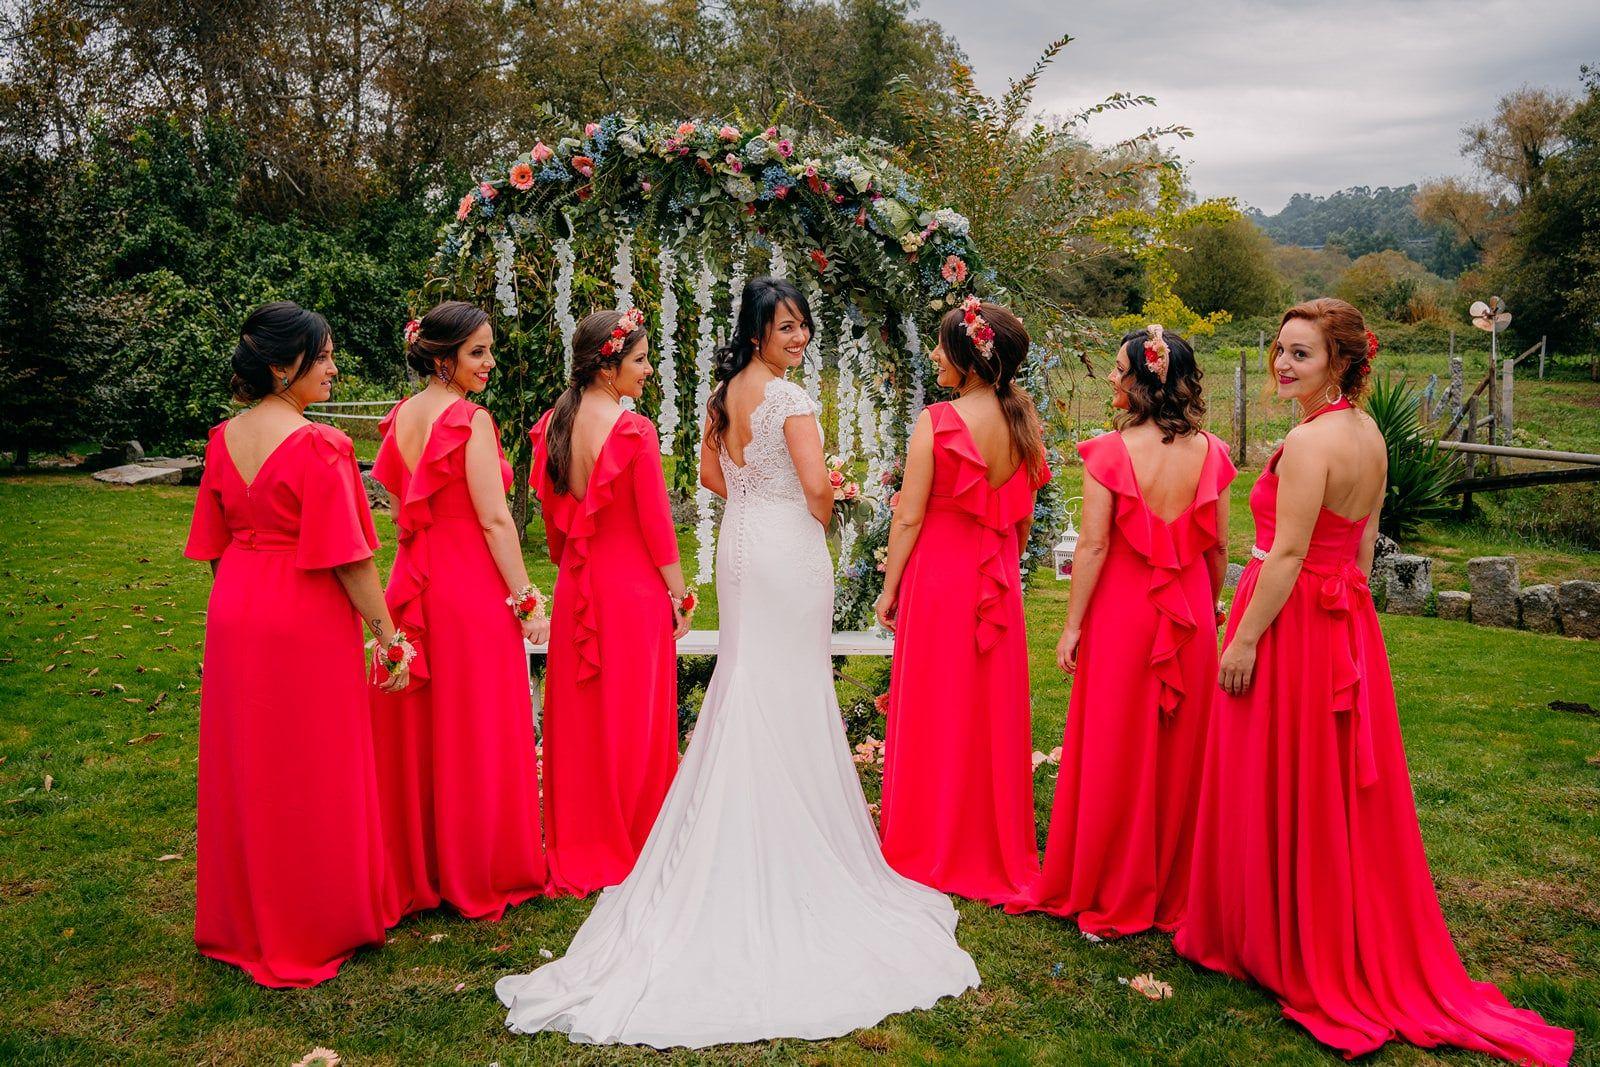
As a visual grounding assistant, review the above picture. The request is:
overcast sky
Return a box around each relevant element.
[913,0,1598,214]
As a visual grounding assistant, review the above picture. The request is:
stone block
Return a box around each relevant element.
[1436,590,1471,622]
[1467,556,1519,628]
[1224,562,1244,589]
[82,440,144,472]
[362,472,390,510]
[1518,584,1561,634]
[142,456,203,485]
[91,463,181,486]
[1558,581,1600,639]
[1385,554,1431,615]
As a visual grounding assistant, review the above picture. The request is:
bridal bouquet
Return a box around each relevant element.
[826,454,869,527]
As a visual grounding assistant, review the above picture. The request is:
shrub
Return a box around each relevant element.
[1364,374,1457,540]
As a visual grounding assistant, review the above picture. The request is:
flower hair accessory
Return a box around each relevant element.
[600,306,647,357]
[960,296,995,360]
[1361,329,1379,377]
[1142,324,1170,382]
[403,319,422,346]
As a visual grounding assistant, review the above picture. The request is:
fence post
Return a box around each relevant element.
[1257,330,1265,371]
[1501,355,1514,451]
[1462,395,1477,515]
[1234,348,1248,467]
[1538,335,1546,380]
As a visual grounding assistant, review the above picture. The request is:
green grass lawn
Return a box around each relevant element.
[2,473,1598,1066]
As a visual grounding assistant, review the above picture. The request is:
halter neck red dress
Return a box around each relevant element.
[879,402,1049,905]
[185,421,388,987]
[1175,400,1574,1066]
[370,397,546,921]
[530,409,681,898]
[1007,430,1235,936]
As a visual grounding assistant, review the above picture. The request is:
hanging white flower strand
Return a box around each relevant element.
[655,243,680,456]
[492,230,518,318]
[553,235,577,379]
[726,248,746,343]
[835,314,857,461]
[611,230,635,312]
[692,259,718,586]
[767,241,787,279]
[804,282,823,403]
[902,312,926,422]
[856,325,881,501]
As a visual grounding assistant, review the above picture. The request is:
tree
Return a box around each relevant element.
[1462,86,1576,202]
[1170,217,1284,318]
[1499,66,1600,356]
[1334,250,1445,324]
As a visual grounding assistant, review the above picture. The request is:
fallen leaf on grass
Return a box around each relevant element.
[147,692,168,712]
[155,854,182,862]
[538,948,554,959]
[453,982,466,992]
[62,927,73,938]
[428,933,446,943]
[1081,931,1104,944]
[156,629,174,637]
[1121,973,1174,1000]
[290,1048,341,1067]
[111,683,125,692]
[85,667,99,678]
[42,775,52,792]
[42,664,55,673]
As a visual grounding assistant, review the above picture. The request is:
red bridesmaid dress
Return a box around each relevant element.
[1175,400,1574,1066]
[1008,430,1235,936]
[879,401,1048,905]
[370,397,546,921]
[184,421,388,987]
[529,409,681,898]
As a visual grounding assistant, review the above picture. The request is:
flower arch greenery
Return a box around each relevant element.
[420,112,1061,626]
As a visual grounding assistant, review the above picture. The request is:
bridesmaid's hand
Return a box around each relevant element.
[1218,638,1257,695]
[521,616,550,646]
[671,604,692,641]
[873,591,897,632]
[377,662,410,694]
[1057,627,1081,673]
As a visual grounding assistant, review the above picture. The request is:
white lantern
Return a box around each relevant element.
[1054,496,1084,581]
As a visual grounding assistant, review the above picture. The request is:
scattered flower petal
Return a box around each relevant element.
[291,1048,341,1067]
[1128,973,1174,1000]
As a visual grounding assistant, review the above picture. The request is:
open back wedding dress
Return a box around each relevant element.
[497,377,980,1048]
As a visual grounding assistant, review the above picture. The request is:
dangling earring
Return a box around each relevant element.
[278,374,288,388]
[436,365,449,384]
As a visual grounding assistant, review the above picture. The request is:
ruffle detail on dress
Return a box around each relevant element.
[373,398,485,688]
[532,411,651,684]
[1079,432,1235,719]
[306,421,357,466]
[929,404,1037,653]
[1308,556,1380,788]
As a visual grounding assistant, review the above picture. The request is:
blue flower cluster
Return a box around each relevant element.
[537,164,570,183]
[757,165,793,201]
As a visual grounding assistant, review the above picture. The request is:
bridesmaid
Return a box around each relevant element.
[1006,325,1234,936]
[185,301,404,987]
[1175,298,1574,1066]
[872,298,1049,905]
[371,301,548,922]
[530,308,692,898]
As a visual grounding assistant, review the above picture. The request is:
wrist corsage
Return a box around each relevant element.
[507,584,547,623]
[374,630,417,683]
[1214,599,1228,628]
[671,590,697,617]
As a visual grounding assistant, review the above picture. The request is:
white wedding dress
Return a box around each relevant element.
[497,377,979,1048]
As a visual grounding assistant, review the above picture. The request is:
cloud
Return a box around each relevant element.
[913,0,1598,212]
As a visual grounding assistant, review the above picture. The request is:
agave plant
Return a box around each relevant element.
[1364,375,1458,540]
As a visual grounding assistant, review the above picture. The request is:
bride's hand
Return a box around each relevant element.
[873,590,897,632]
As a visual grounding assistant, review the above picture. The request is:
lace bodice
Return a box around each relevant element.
[718,378,819,510]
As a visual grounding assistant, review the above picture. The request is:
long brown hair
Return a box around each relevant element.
[544,309,648,495]
[1272,297,1375,402]
[936,301,1046,480]
[1115,327,1206,442]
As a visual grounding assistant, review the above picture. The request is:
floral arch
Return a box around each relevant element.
[422,113,1055,627]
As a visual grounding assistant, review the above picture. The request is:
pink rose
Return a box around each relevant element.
[725,153,742,173]
[641,180,652,193]
[842,482,859,500]
[530,141,552,163]
[828,470,845,488]
[776,139,793,157]
[879,469,895,485]
[763,126,777,139]
[717,125,739,141]
[585,122,599,137]
[509,162,534,190]
[889,491,901,509]
[677,121,697,137]
[478,181,497,199]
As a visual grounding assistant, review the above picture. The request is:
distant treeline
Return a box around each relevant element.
[1246,186,1478,278]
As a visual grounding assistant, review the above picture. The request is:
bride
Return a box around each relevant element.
[497,277,980,1048]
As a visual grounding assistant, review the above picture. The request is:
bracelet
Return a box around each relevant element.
[374,630,418,681]
[507,584,547,622]
[670,589,697,616]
